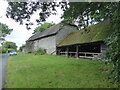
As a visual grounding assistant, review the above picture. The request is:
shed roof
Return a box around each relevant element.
[27,24,62,41]
[58,20,114,47]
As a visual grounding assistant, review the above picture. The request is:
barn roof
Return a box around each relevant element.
[27,24,62,41]
[58,20,114,47]
[28,23,77,41]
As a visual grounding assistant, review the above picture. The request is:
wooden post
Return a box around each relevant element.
[57,48,59,55]
[66,47,69,57]
[76,45,79,59]
[57,48,60,55]
[58,49,61,56]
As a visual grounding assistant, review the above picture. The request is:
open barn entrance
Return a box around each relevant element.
[57,41,104,59]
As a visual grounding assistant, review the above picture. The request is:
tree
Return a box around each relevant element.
[2,41,17,52]
[0,46,7,53]
[33,22,55,34]
[6,2,67,29]
[104,3,120,86]
[19,46,23,52]
[62,2,119,29]
[0,23,13,41]
[19,45,25,52]
[105,29,120,86]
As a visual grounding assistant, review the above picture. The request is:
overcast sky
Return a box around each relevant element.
[0,1,63,49]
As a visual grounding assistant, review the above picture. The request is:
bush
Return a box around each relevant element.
[33,48,46,55]
[0,47,7,53]
[105,29,120,87]
[28,50,34,53]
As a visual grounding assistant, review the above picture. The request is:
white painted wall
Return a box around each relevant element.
[34,35,56,54]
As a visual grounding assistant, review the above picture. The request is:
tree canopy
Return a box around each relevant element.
[2,41,17,51]
[33,22,55,34]
[62,2,119,29]
[6,2,67,29]
[0,22,13,41]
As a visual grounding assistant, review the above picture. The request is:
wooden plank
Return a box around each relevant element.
[85,57,94,59]
[79,56,86,58]
[79,56,94,58]
[60,52,67,53]
[60,52,77,54]
[69,52,75,53]
[79,52,100,54]
[59,51,100,59]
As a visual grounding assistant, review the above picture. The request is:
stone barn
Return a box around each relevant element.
[57,20,115,59]
[24,24,77,54]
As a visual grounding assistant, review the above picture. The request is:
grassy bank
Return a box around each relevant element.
[6,53,117,88]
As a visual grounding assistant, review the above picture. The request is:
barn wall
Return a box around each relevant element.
[22,47,27,53]
[33,40,39,51]
[34,35,56,54]
[56,25,77,45]
[24,41,35,53]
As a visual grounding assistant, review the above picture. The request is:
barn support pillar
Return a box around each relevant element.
[57,48,59,55]
[66,47,69,57]
[76,45,79,59]
[58,48,61,55]
[59,49,61,55]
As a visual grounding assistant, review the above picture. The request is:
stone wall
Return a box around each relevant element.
[22,47,27,53]
[24,41,34,53]
[34,35,56,54]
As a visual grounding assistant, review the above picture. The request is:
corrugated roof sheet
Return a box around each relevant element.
[58,20,114,46]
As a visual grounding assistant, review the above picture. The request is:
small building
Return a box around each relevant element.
[21,45,27,53]
[24,24,78,54]
[57,20,114,59]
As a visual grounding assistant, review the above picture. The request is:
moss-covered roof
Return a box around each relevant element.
[58,20,114,46]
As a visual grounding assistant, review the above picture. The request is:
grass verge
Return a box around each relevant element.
[6,53,117,88]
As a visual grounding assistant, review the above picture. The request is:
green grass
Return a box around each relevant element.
[6,53,117,88]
